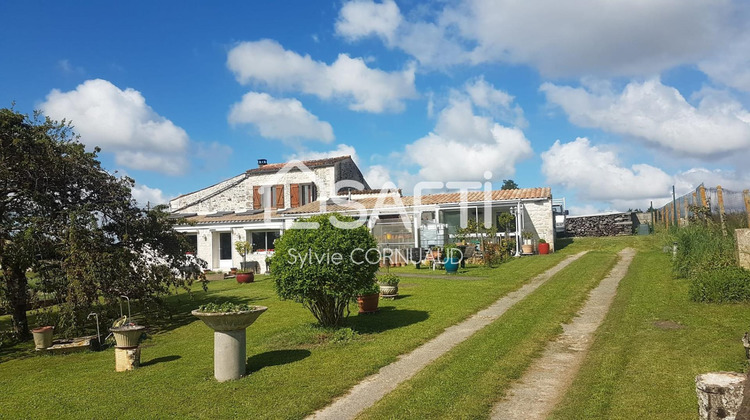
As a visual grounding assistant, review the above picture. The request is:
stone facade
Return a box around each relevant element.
[170,166,338,215]
[736,228,750,270]
[524,200,556,252]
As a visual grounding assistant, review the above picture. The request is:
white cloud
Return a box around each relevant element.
[226,39,417,113]
[404,98,532,181]
[40,79,190,175]
[364,165,394,189]
[336,0,402,44]
[131,184,169,207]
[540,79,750,158]
[465,77,526,127]
[541,137,674,202]
[228,92,334,142]
[57,59,85,75]
[336,0,750,82]
[335,0,470,68]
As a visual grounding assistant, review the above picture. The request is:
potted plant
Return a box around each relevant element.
[234,240,254,283]
[357,282,380,313]
[443,243,461,274]
[538,238,550,255]
[192,302,267,382]
[32,325,54,350]
[109,323,145,348]
[204,270,224,281]
[522,232,534,254]
[378,274,400,297]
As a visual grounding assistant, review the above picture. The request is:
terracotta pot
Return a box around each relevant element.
[32,326,54,350]
[538,242,550,254]
[236,272,254,283]
[522,244,534,254]
[357,293,380,313]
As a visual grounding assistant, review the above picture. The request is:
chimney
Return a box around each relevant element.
[257,159,267,167]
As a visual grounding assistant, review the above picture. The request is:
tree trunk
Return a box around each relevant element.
[5,266,31,339]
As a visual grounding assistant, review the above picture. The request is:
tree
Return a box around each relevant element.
[501,179,519,190]
[270,213,379,327]
[0,108,202,339]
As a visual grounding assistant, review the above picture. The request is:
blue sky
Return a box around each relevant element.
[2,1,750,215]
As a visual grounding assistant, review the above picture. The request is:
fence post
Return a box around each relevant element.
[683,197,689,226]
[717,185,727,237]
[744,189,750,229]
[700,185,708,208]
[677,198,682,226]
[667,203,672,229]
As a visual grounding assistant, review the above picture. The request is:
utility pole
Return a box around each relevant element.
[672,186,677,229]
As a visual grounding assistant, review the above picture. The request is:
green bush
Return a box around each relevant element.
[270,213,379,327]
[673,224,736,279]
[378,273,400,286]
[689,267,750,303]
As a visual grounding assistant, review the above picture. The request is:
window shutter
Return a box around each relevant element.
[253,186,261,209]
[275,185,284,208]
[290,184,300,208]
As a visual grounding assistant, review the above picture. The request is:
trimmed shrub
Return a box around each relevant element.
[270,213,379,327]
[689,266,750,303]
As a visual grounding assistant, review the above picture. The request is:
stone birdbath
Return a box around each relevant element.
[192,303,267,382]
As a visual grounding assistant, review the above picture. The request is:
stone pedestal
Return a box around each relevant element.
[736,229,750,270]
[696,372,745,419]
[214,330,246,382]
[115,346,141,372]
[191,306,267,382]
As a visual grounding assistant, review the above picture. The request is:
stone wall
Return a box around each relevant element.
[524,200,556,251]
[565,212,636,237]
[169,166,336,214]
[736,228,750,270]
[335,159,370,190]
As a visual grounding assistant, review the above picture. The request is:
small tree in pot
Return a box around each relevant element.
[234,240,254,283]
[270,213,379,327]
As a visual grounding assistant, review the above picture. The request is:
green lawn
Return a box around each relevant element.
[551,240,750,419]
[3,236,742,419]
[0,244,578,419]
[357,246,621,419]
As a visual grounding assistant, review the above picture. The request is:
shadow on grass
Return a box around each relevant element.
[141,355,181,367]
[346,308,429,334]
[246,349,311,374]
[555,237,573,251]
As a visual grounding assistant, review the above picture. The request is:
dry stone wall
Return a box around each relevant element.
[565,212,636,237]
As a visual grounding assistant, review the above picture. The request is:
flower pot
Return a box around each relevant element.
[379,284,398,296]
[522,244,533,254]
[357,293,380,313]
[192,307,268,382]
[236,272,254,283]
[32,326,54,350]
[110,325,145,348]
[538,242,550,254]
[444,257,460,273]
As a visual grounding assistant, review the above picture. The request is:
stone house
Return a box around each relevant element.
[169,156,369,273]
[169,155,556,272]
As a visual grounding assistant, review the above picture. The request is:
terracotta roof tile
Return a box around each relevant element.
[282,187,551,215]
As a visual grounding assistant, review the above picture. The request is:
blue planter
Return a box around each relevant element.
[444,257,460,273]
